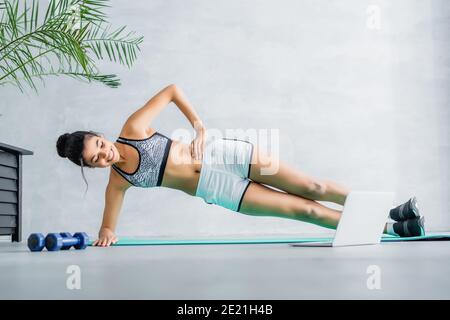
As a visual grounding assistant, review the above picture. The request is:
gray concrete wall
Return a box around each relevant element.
[0,0,448,239]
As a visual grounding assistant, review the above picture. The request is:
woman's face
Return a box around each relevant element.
[82,134,120,168]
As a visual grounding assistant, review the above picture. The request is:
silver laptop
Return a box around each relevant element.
[291,191,395,247]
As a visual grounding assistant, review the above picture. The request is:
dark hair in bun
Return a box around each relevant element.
[56,133,71,158]
[56,130,102,196]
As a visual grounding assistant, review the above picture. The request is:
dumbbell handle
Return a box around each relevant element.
[60,237,81,247]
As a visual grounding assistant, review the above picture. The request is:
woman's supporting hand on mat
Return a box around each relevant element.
[92,227,118,247]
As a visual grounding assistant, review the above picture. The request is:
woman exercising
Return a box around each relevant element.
[56,84,425,247]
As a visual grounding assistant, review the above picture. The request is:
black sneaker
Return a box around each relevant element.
[389,196,420,221]
[393,216,425,237]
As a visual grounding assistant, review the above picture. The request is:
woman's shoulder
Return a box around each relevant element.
[118,124,155,140]
[108,169,132,191]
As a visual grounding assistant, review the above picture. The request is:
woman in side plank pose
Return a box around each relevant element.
[56,84,424,247]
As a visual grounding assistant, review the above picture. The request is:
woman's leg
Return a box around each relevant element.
[248,145,350,206]
[239,181,388,233]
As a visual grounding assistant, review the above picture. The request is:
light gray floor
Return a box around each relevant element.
[1,238,450,299]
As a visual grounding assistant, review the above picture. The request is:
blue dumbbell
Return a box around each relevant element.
[45,232,89,251]
[28,233,46,252]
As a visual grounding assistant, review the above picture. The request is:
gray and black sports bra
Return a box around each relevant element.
[111,132,172,188]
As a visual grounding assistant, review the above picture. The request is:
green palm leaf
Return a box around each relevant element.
[0,0,143,92]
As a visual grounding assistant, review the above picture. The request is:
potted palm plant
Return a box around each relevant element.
[0,0,143,91]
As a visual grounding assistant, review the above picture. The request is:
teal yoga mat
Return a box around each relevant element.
[88,233,450,246]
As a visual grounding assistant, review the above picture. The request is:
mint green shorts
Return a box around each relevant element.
[195,137,254,212]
